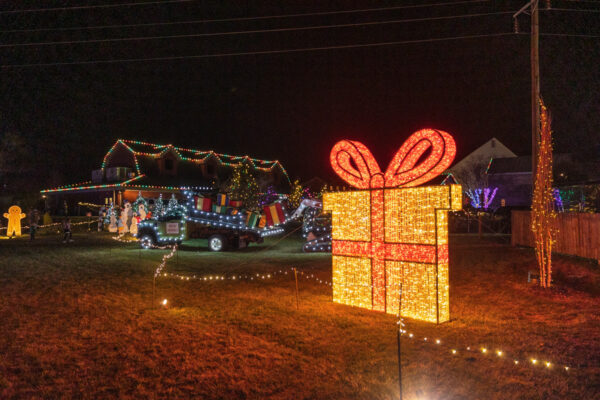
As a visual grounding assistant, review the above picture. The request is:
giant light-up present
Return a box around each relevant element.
[323,129,462,323]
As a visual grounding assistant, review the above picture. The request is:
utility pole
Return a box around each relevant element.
[514,0,540,183]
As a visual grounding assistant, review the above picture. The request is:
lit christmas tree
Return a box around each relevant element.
[288,180,303,209]
[132,191,148,217]
[153,194,165,217]
[531,99,557,288]
[228,163,260,210]
[165,193,185,215]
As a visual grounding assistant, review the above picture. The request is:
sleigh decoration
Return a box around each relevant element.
[323,129,462,323]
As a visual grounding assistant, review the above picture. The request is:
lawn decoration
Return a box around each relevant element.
[3,205,26,237]
[531,100,556,288]
[166,194,185,215]
[132,192,148,220]
[108,209,118,233]
[323,129,462,323]
[263,202,286,227]
[120,202,132,234]
[130,216,138,235]
[154,194,165,217]
[194,195,212,212]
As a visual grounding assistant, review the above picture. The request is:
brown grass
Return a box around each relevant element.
[0,231,598,399]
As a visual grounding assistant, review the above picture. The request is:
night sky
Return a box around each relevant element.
[1,0,598,189]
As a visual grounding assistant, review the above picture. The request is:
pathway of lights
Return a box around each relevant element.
[154,244,178,278]
[0,220,96,233]
[106,237,573,375]
[156,263,572,375]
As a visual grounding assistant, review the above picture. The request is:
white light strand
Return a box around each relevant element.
[159,266,332,287]
[0,220,94,232]
[154,244,178,278]
[398,330,572,374]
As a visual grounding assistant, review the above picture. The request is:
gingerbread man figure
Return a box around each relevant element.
[3,205,26,237]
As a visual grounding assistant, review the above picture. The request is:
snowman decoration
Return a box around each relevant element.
[138,203,147,221]
[108,209,118,233]
[120,202,131,234]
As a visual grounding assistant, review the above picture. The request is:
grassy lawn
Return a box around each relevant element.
[0,230,599,399]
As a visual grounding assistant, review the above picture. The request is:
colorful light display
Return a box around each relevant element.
[3,206,26,237]
[531,100,556,288]
[323,129,461,323]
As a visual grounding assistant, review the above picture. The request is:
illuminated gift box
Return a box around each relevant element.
[229,200,243,208]
[212,204,229,214]
[194,196,212,212]
[245,211,260,228]
[323,129,462,324]
[216,194,229,207]
[263,202,286,227]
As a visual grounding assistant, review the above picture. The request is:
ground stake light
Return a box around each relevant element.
[323,129,462,323]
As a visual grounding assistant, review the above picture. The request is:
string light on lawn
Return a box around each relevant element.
[401,331,570,374]
[160,267,332,287]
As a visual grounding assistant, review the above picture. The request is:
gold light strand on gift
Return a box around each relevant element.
[324,184,461,323]
[531,99,557,288]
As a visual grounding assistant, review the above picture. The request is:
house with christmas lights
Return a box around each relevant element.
[444,138,517,209]
[488,153,600,209]
[41,139,290,213]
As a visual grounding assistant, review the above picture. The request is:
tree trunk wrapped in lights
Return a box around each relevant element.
[531,99,556,288]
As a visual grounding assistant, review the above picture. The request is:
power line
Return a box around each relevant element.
[0,0,487,18]
[0,0,195,15]
[1,32,516,68]
[1,8,509,35]
[0,11,514,48]
[558,0,600,3]
[540,33,600,37]
[544,7,600,12]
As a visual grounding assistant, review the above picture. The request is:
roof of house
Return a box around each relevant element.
[487,154,575,175]
[106,139,289,178]
[41,139,290,194]
[487,156,533,174]
[449,137,517,174]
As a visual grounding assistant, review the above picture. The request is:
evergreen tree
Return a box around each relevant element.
[228,163,260,210]
[165,194,185,216]
[132,191,148,215]
[288,180,303,209]
[153,194,165,217]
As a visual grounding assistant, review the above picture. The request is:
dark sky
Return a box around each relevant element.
[1,0,598,188]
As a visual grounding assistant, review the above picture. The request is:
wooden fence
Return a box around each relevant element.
[511,210,600,261]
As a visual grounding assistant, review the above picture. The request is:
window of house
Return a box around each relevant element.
[207,164,215,175]
[164,159,174,170]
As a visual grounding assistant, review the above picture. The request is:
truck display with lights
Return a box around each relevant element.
[136,190,286,251]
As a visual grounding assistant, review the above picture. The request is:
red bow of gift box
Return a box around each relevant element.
[323,129,462,324]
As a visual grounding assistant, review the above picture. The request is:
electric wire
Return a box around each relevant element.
[543,7,600,12]
[0,0,487,16]
[0,11,515,48]
[540,33,600,38]
[1,10,511,35]
[0,0,195,15]
[1,32,517,68]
